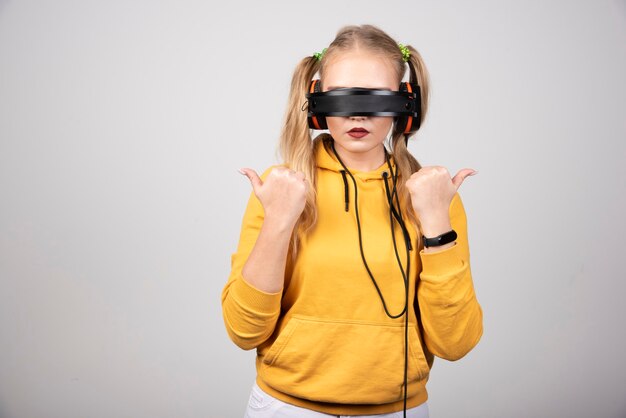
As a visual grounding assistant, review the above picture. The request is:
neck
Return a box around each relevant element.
[330,142,386,172]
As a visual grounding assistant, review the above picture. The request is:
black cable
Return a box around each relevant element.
[330,142,407,318]
[329,141,412,417]
[384,151,413,252]
[383,172,412,418]
[384,148,419,418]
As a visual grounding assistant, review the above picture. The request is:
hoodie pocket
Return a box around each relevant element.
[260,314,429,405]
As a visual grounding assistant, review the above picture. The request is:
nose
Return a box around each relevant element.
[349,115,366,121]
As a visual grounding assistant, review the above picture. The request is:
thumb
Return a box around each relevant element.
[238,168,263,194]
[451,168,478,190]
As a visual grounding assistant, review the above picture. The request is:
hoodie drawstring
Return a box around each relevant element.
[382,167,413,252]
[340,170,349,212]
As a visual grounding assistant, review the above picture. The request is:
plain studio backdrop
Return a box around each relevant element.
[1,1,625,417]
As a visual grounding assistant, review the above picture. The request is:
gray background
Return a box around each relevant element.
[1,0,625,417]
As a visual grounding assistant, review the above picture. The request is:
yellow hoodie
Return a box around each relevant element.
[221,139,483,415]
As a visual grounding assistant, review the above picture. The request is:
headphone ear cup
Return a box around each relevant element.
[314,79,322,93]
[307,79,328,130]
[394,82,410,136]
[394,82,421,136]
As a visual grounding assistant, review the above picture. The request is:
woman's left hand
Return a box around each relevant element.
[406,166,477,224]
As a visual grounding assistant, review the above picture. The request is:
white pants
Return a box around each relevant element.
[244,381,430,418]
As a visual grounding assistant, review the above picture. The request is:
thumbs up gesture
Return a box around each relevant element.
[406,166,477,222]
[239,167,309,228]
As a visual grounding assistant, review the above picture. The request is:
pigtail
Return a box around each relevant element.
[278,55,321,257]
[391,132,424,250]
[390,43,432,250]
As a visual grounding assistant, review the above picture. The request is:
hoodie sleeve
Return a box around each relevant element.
[417,191,483,361]
[221,167,283,351]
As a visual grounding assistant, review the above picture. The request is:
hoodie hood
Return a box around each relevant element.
[314,137,400,214]
[314,138,397,181]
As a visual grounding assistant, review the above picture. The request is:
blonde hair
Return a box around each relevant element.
[279,24,431,255]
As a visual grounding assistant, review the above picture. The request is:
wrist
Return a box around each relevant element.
[421,227,457,253]
[419,215,452,238]
[263,212,298,234]
[422,241,455,253]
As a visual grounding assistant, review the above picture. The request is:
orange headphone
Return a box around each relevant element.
[306,78,422,136]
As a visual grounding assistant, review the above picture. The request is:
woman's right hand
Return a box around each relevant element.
[239,167,308,228]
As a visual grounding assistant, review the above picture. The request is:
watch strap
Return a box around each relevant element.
[422,229,457,247]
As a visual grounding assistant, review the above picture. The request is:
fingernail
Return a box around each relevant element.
[469,170,479,176]
[237,168,246,175]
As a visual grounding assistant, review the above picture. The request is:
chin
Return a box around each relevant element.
[336,135,381,149]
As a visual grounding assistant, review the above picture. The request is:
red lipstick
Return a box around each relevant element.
[348,127,369,139]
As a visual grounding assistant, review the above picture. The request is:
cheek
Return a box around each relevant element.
[374,117,394,132]
[325,116,343,131]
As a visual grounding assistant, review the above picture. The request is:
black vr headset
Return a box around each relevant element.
[305,79,422,135]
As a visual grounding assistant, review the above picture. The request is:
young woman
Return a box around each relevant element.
[221,24,483,418]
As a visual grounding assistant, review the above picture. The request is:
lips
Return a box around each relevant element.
[347,127,369,139]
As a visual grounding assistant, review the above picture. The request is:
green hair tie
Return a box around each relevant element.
[313,47,327,61]
[398,43,410,62]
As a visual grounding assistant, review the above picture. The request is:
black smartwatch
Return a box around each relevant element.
[422,229,457,248]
